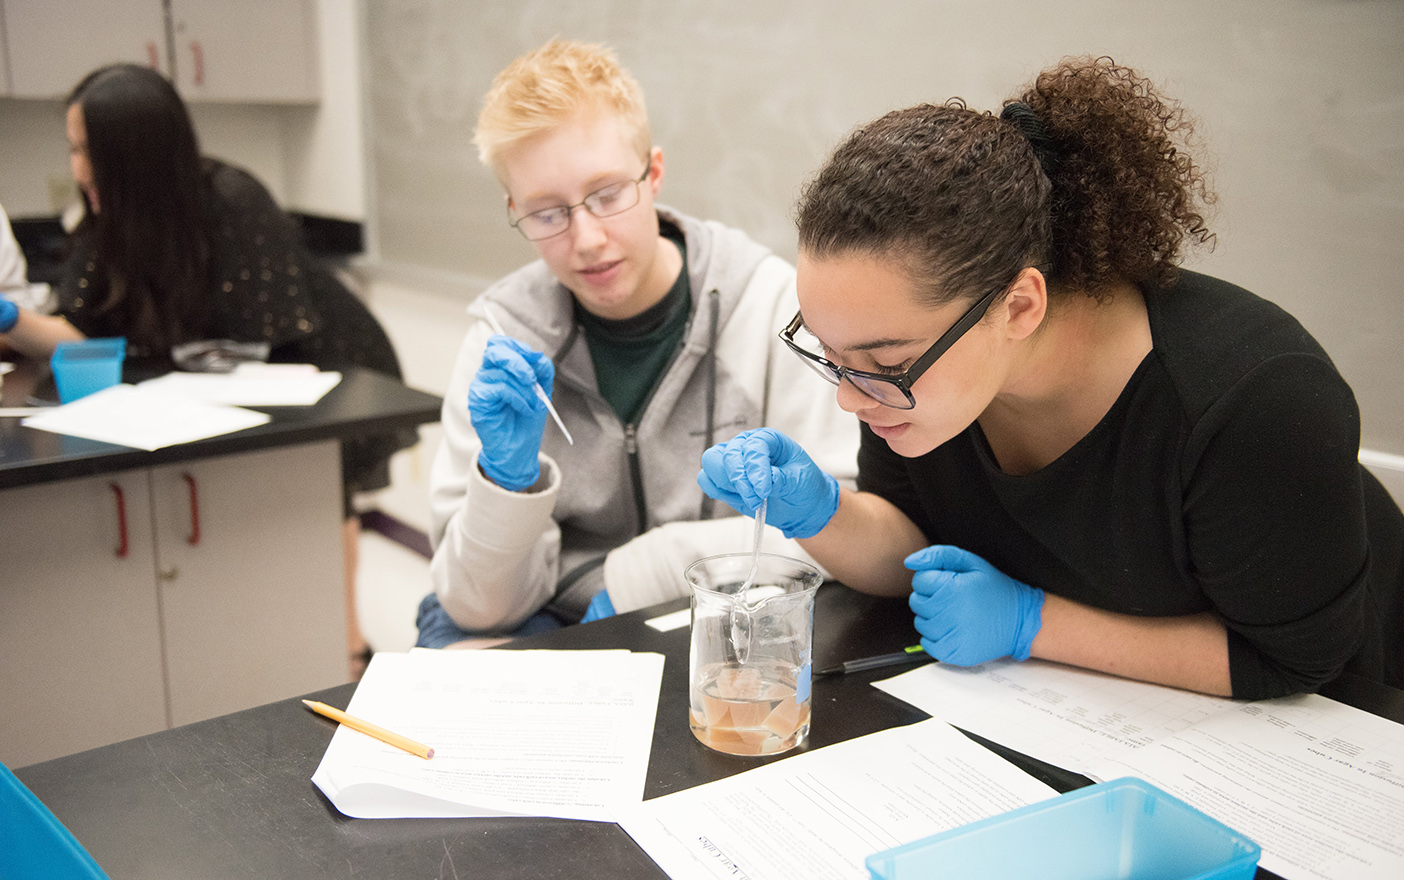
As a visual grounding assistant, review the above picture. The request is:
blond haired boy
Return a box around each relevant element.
[416,40,856,645]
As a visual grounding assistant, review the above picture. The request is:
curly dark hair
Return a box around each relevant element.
[796,57,1216,306]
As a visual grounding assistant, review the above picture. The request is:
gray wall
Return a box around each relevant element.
[364,0,1404,455]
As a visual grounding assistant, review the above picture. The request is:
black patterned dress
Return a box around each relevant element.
[56,159,415,509]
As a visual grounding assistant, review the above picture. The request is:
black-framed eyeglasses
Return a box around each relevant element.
[779,284,1003,409]
[508,166,650,241]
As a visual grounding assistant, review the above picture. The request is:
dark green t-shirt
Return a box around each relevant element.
[575,230,690,424]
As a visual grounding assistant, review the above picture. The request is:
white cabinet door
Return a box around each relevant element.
[0,18,11,95]
[150,440,346,727]
[167,0,319,102]
[2,0,167,99]
[0,470,168,768]
[1,0,317,103]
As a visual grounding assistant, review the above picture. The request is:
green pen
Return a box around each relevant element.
[815,644,929,676]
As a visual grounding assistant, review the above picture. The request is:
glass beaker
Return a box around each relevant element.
[685,552,822,756]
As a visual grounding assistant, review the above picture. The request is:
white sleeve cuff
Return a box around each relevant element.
[456,451,560,550]
[603,517,831,614]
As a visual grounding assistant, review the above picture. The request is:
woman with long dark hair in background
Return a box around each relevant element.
[3,64,413,676]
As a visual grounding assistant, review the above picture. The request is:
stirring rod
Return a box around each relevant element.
[481,303,574,445]
[737,497,768,594]
[731,497,767,666]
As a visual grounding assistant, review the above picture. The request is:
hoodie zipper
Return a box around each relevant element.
[624,423,647,536]
[620,289,718,536]
[619,287,721,537]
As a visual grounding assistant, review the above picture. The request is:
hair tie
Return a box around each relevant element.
[1000,101,1059,177]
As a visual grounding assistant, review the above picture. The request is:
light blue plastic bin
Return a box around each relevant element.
[0,762,110,880]
[866,777,1260,880]
[50,337,126,403]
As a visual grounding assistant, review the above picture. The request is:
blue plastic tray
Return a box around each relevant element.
[866,777,1260,880]
[0,762,110,879]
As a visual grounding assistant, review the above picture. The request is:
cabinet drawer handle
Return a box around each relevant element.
[110,482,129,558]
[190,40,205,86]
[146,40,159,70]
[182,472,201,546]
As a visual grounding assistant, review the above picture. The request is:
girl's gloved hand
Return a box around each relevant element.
[905,545,1044,666]
[696,428,839,539]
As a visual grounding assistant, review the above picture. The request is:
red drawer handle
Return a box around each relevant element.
[146,40,159,70]
[110,482,129,558]
[190,40,205,86]
[182,472,201,546]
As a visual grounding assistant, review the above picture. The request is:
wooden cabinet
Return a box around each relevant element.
[0,440,346,767]
[1,0,317,102]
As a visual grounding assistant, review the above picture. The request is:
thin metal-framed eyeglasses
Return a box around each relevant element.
[779,283,1003,409]
[507,166,651,241]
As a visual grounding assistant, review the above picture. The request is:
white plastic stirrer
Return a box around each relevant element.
[740,497,767,592]
[730,498,767,665]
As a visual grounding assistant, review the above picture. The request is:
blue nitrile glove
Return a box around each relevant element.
[905,545,1045,666]
[469,335,555,492]
[696,428,840,539]
[0,298,18,334]
[580,590,616,622]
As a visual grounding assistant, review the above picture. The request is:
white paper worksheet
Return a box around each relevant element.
[615,719,1058,880]
[311,649,664,820]
[139,366,342,406]
[1091,694,1404,880]
[873,660,1404,880]
[20,383,270,449]
[873,658,1237,771]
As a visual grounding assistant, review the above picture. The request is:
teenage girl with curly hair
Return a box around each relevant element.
[700,57,1403,700]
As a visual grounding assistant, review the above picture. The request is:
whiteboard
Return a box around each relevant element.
[364,0,1404,454]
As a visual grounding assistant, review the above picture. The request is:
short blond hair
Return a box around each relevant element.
[474,39,651,178]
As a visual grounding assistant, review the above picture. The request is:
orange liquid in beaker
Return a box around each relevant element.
[689,662,810,756]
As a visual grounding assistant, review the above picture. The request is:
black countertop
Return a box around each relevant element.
[0,365,442,489]
[16,583,1400,879]
[7,588,1121,880]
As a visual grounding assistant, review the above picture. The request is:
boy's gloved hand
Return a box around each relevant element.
[580,590,616,623]
[905,545,1044,666]
[469,335,554,492]
[0,298,18,333]
[697,428,839,539]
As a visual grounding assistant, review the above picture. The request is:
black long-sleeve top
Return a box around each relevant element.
[56,159,413,496]
[858,270,1403,700]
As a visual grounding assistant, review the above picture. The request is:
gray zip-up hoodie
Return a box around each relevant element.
[428,207,859,631]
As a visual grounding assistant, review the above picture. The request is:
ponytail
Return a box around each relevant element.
[796,56,1216,307]
[1016,56,1216,295]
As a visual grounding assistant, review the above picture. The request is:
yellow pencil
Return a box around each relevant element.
[302,699,435,760]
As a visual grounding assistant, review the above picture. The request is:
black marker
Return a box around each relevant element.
[816,645,928,676]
